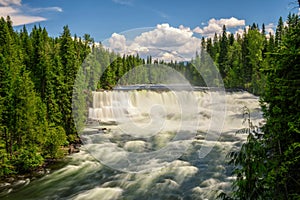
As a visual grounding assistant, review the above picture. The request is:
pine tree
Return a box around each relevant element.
[212,33,220,61]
[275,16,284,46]
[225,39,243,88]
[59,26,78,140]
[218,25,229,79]
[247,28,265,94]
[221,14,300,200]
[261,13,300,199]
[241,28,252,89]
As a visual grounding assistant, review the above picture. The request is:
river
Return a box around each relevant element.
[2,90,262,200]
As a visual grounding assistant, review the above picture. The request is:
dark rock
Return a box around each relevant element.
[97,127,111,134]
[68,144,80,154]
[5,177,14,183]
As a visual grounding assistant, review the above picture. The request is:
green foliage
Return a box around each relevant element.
[0,152,14,177]
[0,17,90,177]
[14,147,44,173]
[204,24,270,94]
[220,13,300,200]
[43,126,67,158]
[0,13,298,200]
[260,13,300,199]
[220,107,267,199]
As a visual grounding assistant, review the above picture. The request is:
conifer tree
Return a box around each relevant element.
[218,25,229,79]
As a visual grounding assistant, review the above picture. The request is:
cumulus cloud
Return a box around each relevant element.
[265,23,275,35]
[214,17,245,28]
[179,24,191,31]
[0,0,62,26]
[0,6,18,16]
[0,0,21,6]
[105,24,201,61]
[193,23,222,36]
[234,28,245,37]
[134,23,194,48]
[194,17,245,37]
[109,33,127,52]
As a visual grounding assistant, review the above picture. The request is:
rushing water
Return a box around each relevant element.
[2,90,262,200]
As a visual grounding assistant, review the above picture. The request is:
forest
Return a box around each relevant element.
[0,11,299,199]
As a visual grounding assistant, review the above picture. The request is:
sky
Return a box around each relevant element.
[0,0,299,61]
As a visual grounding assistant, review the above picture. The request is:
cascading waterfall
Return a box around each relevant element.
[89,90,186,123]
[2,89,263,200]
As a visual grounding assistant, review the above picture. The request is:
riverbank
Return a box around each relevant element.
[0,143,81,197]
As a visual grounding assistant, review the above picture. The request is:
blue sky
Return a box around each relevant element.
[0,0,298,60]
[0,0,297,40]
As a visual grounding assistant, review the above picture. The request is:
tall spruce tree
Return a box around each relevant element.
[218,25,229,79]
[220,14,300,200]
[261,13,300,199]
[59,26,78,140]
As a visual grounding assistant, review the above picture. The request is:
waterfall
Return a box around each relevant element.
[89,90,184,123]
[89,90,219,125]
[3,90,263,200]
[84,89,262,173]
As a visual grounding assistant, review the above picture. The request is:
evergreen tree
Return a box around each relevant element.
[221,14,300,200]
[275,16,284,46]
[260,13,300,199]
[225,40,243,88]
[0,17,95,176]
[218,25,229,79]
[247,28,265,94]
[59,26,79,140]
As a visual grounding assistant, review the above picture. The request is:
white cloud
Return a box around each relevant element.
[30,7,63,13]
[214,17,245,28]
[235,28,245,37]
[0,6,18,16]
[193,23,222,37]
[179,24,191,32]
[10,15,46,26]
[105,24,201,62]
[0,0,21,6]
[134,23,194,48]
[265,23,275,35]
[109,33,127,52]
[0,0,62,26]
[194,17,245,37]
[234,26,251,37]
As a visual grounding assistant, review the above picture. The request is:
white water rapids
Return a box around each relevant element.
[2,90,263,200]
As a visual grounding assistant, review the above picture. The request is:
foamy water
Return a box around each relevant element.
[2,90,262,200]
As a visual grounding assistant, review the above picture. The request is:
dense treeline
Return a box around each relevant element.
[83,52,207,89]
[219,13,300,199]
[0,16,156,176]
[84,13,300,199]
[201,23,275,94]
[0,11,299,200]
[0,16,91,176]
[95,19,278,95]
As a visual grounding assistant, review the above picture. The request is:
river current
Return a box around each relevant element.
[2,90,262,200]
